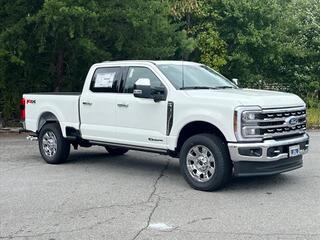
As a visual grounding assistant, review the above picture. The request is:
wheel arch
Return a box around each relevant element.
[175,121,227,155]
[38,112,61,133]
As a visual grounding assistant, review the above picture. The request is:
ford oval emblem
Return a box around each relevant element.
[286,116,298,126]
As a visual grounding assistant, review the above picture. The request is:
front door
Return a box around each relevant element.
[115,66,168,149]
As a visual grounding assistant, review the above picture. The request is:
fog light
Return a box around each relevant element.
[239,147,262,157]
[267,147,283,157]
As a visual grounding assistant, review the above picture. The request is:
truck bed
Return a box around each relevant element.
[23,93,81,136]
[24,92,81,95]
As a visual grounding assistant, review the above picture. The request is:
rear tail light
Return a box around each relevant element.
[20,98,25,121]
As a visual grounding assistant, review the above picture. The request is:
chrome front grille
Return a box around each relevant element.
[257,107,306,139]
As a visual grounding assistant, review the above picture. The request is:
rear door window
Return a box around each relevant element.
[90,67,121,93]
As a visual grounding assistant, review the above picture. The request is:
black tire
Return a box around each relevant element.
[38,123,70,164]
[179,134,232,191]
[105,146,129,156]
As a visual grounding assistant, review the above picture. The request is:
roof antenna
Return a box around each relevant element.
[182,59,185,89]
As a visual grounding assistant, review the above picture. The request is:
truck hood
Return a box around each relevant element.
[184,88,305,108]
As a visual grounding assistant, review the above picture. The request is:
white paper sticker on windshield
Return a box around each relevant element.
[94,72,116,88]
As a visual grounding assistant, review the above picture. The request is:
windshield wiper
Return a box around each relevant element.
[180,86,234,90]
[180,86,216,90]
[214,86,234,89]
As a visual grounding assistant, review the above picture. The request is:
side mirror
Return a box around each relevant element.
[232,78,239,86]
[133,78,151,99]
[152,86,166,102]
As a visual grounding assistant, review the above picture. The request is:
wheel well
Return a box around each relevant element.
[38,112,59,132]
[176,121,227,154]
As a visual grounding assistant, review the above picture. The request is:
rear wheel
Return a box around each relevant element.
[105,146,129,156]
[179,134,232,191]
[38,123,70,164]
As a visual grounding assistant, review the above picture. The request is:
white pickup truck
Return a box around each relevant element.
[21,60,309,191]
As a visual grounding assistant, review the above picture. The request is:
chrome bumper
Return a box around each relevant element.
[228,133,309,162]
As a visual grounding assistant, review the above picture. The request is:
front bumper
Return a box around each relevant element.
[228,133,309,162]
[228,133,309,177]
[233,156,303,177]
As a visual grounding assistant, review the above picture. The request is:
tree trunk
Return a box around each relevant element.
[55,48,65,92]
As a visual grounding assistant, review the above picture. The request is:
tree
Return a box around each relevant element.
[170,0,227,69]
[279,0,320,101]
[0,0,319,124]
[0,0,192,124]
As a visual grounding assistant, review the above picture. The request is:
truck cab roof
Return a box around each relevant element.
[100,60,200,66]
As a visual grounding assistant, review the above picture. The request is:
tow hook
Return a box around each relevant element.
[26,135,38,141]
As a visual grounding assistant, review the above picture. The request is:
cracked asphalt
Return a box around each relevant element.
[0,131,320,240]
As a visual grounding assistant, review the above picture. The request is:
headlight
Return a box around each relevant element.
[234,106,263,141]
[242,111,258,121]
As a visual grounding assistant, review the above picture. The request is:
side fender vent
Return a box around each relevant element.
[166,101,174,136]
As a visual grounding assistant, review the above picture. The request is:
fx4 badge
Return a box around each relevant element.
[26,99,36,104]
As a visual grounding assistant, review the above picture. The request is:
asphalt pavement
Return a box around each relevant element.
[0,132,320,240]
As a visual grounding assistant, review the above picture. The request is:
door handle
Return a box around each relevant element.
[82,101,93,106]
[117,103,129,108]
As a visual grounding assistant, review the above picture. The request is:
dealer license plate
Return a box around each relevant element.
[289,145,300,157]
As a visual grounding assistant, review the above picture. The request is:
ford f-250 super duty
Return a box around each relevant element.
[21,61,309,191]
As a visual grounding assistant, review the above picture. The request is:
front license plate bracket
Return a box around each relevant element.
[289,145,300,157]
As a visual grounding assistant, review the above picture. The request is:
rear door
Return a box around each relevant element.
[115,66,168,149]
[80,66,122,142]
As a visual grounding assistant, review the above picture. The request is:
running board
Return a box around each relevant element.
[89,140,168,154]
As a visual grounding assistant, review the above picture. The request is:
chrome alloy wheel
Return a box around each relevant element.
[186,145,215,182]
[42,131,57,157]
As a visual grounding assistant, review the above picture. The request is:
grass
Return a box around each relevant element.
[307,107,320,129]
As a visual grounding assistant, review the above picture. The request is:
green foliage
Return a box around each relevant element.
[207,0,285,86]
[0,0,319,125]
[0,0,191,124]
[307,107,320,128]
[170,0,227,69]
[281,0,320,96]
[196,24,227,69]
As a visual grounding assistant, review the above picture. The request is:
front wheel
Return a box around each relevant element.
[38,123,70,164]
[179,134,232,191]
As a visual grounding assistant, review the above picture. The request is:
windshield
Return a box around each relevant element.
[157,63,236,90]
